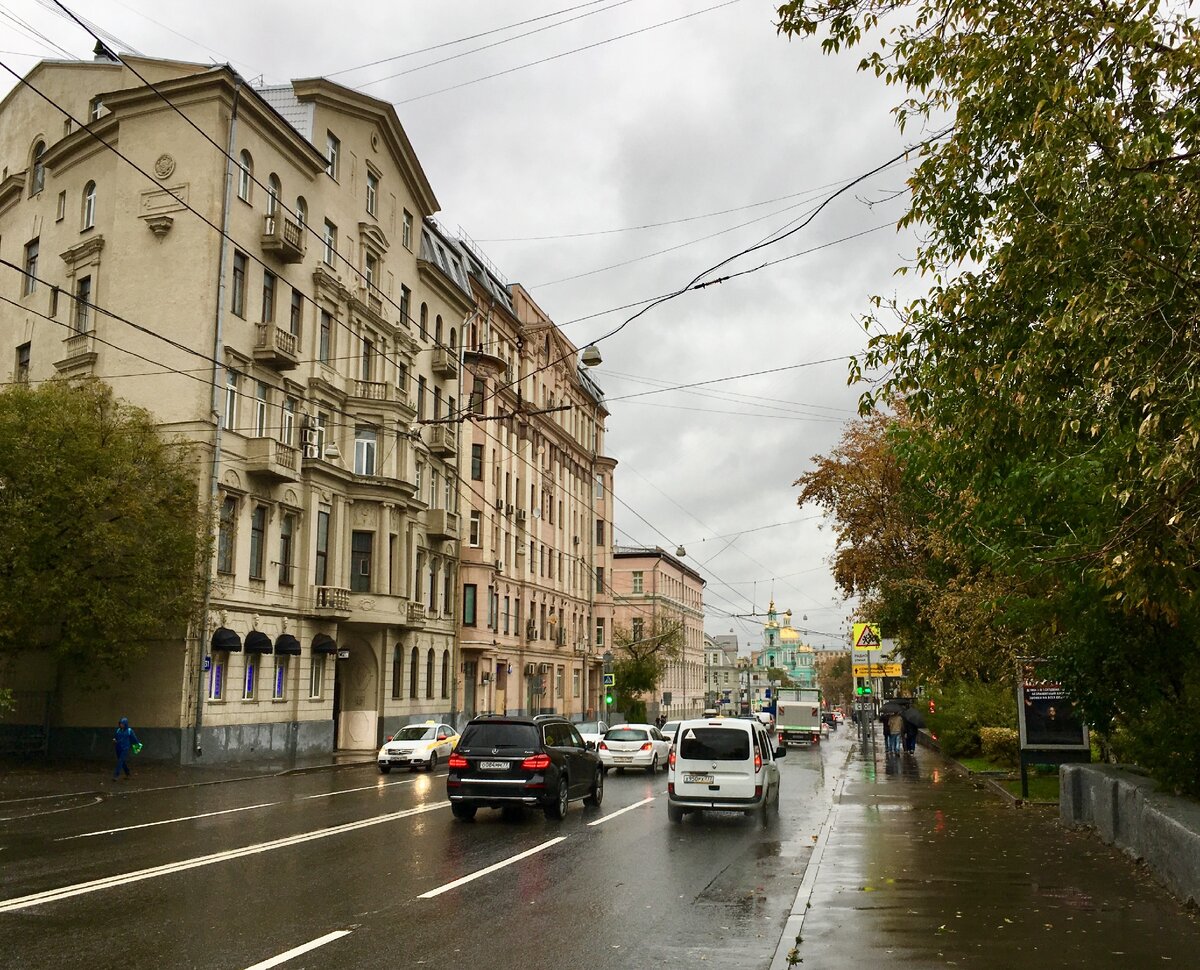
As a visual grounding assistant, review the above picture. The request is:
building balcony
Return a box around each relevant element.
[428,424,456,457]
[261,215,306,263]
[426,509,458,540]
[432,347,458,379]
[351,379,390,402]
[399,602,426,629]
[312,586,352,618]
[244,436,300,482]
[53,330,97,373]
[254,323,300,370]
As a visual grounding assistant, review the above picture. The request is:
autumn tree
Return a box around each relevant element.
[815,653,853,708]
[611,615,684,719]
[779,0,1200,792]
[0,379,207,672]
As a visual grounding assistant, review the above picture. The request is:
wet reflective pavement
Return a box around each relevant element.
[776,733,1200,968]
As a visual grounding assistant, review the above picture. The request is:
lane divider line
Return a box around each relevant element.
[301,778,418,800]
[56,801,283,841]
[417,836,567,899]
[242,929,352,970]
[0,802,448,914]
[587,796,655,826]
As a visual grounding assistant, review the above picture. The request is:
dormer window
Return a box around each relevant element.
[30,141,46,195]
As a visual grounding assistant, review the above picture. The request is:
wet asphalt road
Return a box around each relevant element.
[0,734,846,970]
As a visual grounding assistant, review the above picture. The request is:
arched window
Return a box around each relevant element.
[266,173,281,227]
[441,650,450,698]
[409,646,419,698]
[238,150,253,202]
[30,140,46,195]
[419,303,428,339]
[449,327,457,350]
[426,648,435,699]
[296,196,307,229]
[81,181,96,230]
[434,314,443,344]
[391,644,403,699]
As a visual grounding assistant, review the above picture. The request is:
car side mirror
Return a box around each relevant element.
[585,740,596,751]
[775,745,787,758]
[438,734,447,741]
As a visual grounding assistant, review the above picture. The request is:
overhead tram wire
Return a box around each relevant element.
[600,368,858,416]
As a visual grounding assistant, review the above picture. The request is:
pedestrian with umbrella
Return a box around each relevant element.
[901,703,925,754]
[880,700,904,755]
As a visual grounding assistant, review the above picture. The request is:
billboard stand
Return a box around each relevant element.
[1016,658,1091,799]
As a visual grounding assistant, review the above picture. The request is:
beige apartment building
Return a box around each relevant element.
[0,54,484,761]
[611,546,706,720]
[452,243,616,719]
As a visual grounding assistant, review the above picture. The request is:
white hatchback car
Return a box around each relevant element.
[598,724,671,773]
[667,717,784,822]
[377,721,459,773]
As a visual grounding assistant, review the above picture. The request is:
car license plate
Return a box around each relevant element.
[479,761,508,770]
[615,757,632,763]
[684,773,714,785]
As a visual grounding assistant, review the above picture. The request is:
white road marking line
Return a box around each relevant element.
[0,802,447,914]
[302,778,417,799]
[242,930,352,970]
[56,801,282,841]
[417,836,567,899]
[1,796,105,823]
[587,796,656,826]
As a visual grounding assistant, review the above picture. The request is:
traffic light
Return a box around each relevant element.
[855,685,873,696]
[605,691,613,705]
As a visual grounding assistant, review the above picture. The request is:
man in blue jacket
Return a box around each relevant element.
[113,716,140,781]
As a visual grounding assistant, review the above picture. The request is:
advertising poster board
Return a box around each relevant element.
[1017,659,1089,751]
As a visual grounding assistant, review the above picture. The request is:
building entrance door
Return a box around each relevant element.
[334,638,378,750]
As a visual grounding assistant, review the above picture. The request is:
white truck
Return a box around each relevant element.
[775,687,822,748]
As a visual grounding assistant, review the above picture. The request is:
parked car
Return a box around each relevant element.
[377,721,459,773]
[446,714,603,821]
[667,716,784,823]
[576,719,610,749]
[598,724,671,773]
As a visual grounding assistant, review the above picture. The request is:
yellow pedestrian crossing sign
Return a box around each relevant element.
[853,622,882,649]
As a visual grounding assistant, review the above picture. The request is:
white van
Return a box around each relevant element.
[666,717,784,823]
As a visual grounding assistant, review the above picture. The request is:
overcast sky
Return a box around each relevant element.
[3,0,928,651]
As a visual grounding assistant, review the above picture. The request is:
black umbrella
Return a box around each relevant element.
[902,706,926,728]
[880,700,905,715]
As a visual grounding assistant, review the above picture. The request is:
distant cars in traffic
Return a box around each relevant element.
[667,716,784,823]
[598,724,671,773]
[660,720,682,742]
[446,714,603,821]
[377,721,459,773]
[576,719,610,749]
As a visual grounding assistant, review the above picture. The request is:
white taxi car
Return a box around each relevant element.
[598,724,672,773]
[377,722,458,773]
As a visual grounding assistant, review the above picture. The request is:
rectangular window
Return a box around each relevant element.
[207,656,224,700]
[73,275,91,332]
[262,270,276,322]
[595,566,605,595]
[399,285,411,328]
[632,571,644,594]
[417,377,427,421]
[249,505,266,580]
[469,510,481,547]
[289,289,303,336]
[323,220,337,266]
[223,371,239,432]
[310,655,325,699]
[15,343,31,384]
[244,658,257,700]
[632,617,644,642]
[365,252,378,290]
[315,508,330,586]
[217,496,237,574]
[596,618,605,648]
[273,657,287,700]
[279,512,295,585]
[573,669,581,698]
[89,96,103,120]
[325,131,340,179]
[319,311,332,363]
[351,530,373,593]
[596,519,605,545]
[361,337,374,381]
[433,387,442,421]
[56,190,66,221]
[402,210,413,249]
[253,382,268,437]
[231,251,247,316]
[463,584,477,626]
[281,396,296,446]
[22,238,38,295]
[595,473,605,499]
[503,596,510,635]
[354,427,377,476]
[366,171,378,216]
[414,551,425,603]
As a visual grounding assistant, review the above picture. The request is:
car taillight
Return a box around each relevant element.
[754,752,762,774]
[448,752,468,769]
[640,742,652,751]
[598,741,608,751]
[778,733,784,745]
[521,753,552,771]
[668,747,676,768]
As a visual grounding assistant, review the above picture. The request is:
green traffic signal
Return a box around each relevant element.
[605,692,613,705]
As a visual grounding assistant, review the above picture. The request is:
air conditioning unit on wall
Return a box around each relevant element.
[524,662,536,676]
[538,663,551,674]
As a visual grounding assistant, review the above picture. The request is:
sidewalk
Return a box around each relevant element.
[773,734,1200,968]
[0,750,375,805]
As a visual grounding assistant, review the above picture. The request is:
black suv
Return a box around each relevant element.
[446,714,603,821]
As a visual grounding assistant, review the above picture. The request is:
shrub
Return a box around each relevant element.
[926,679,1017,758]
[980,727,1019,768]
